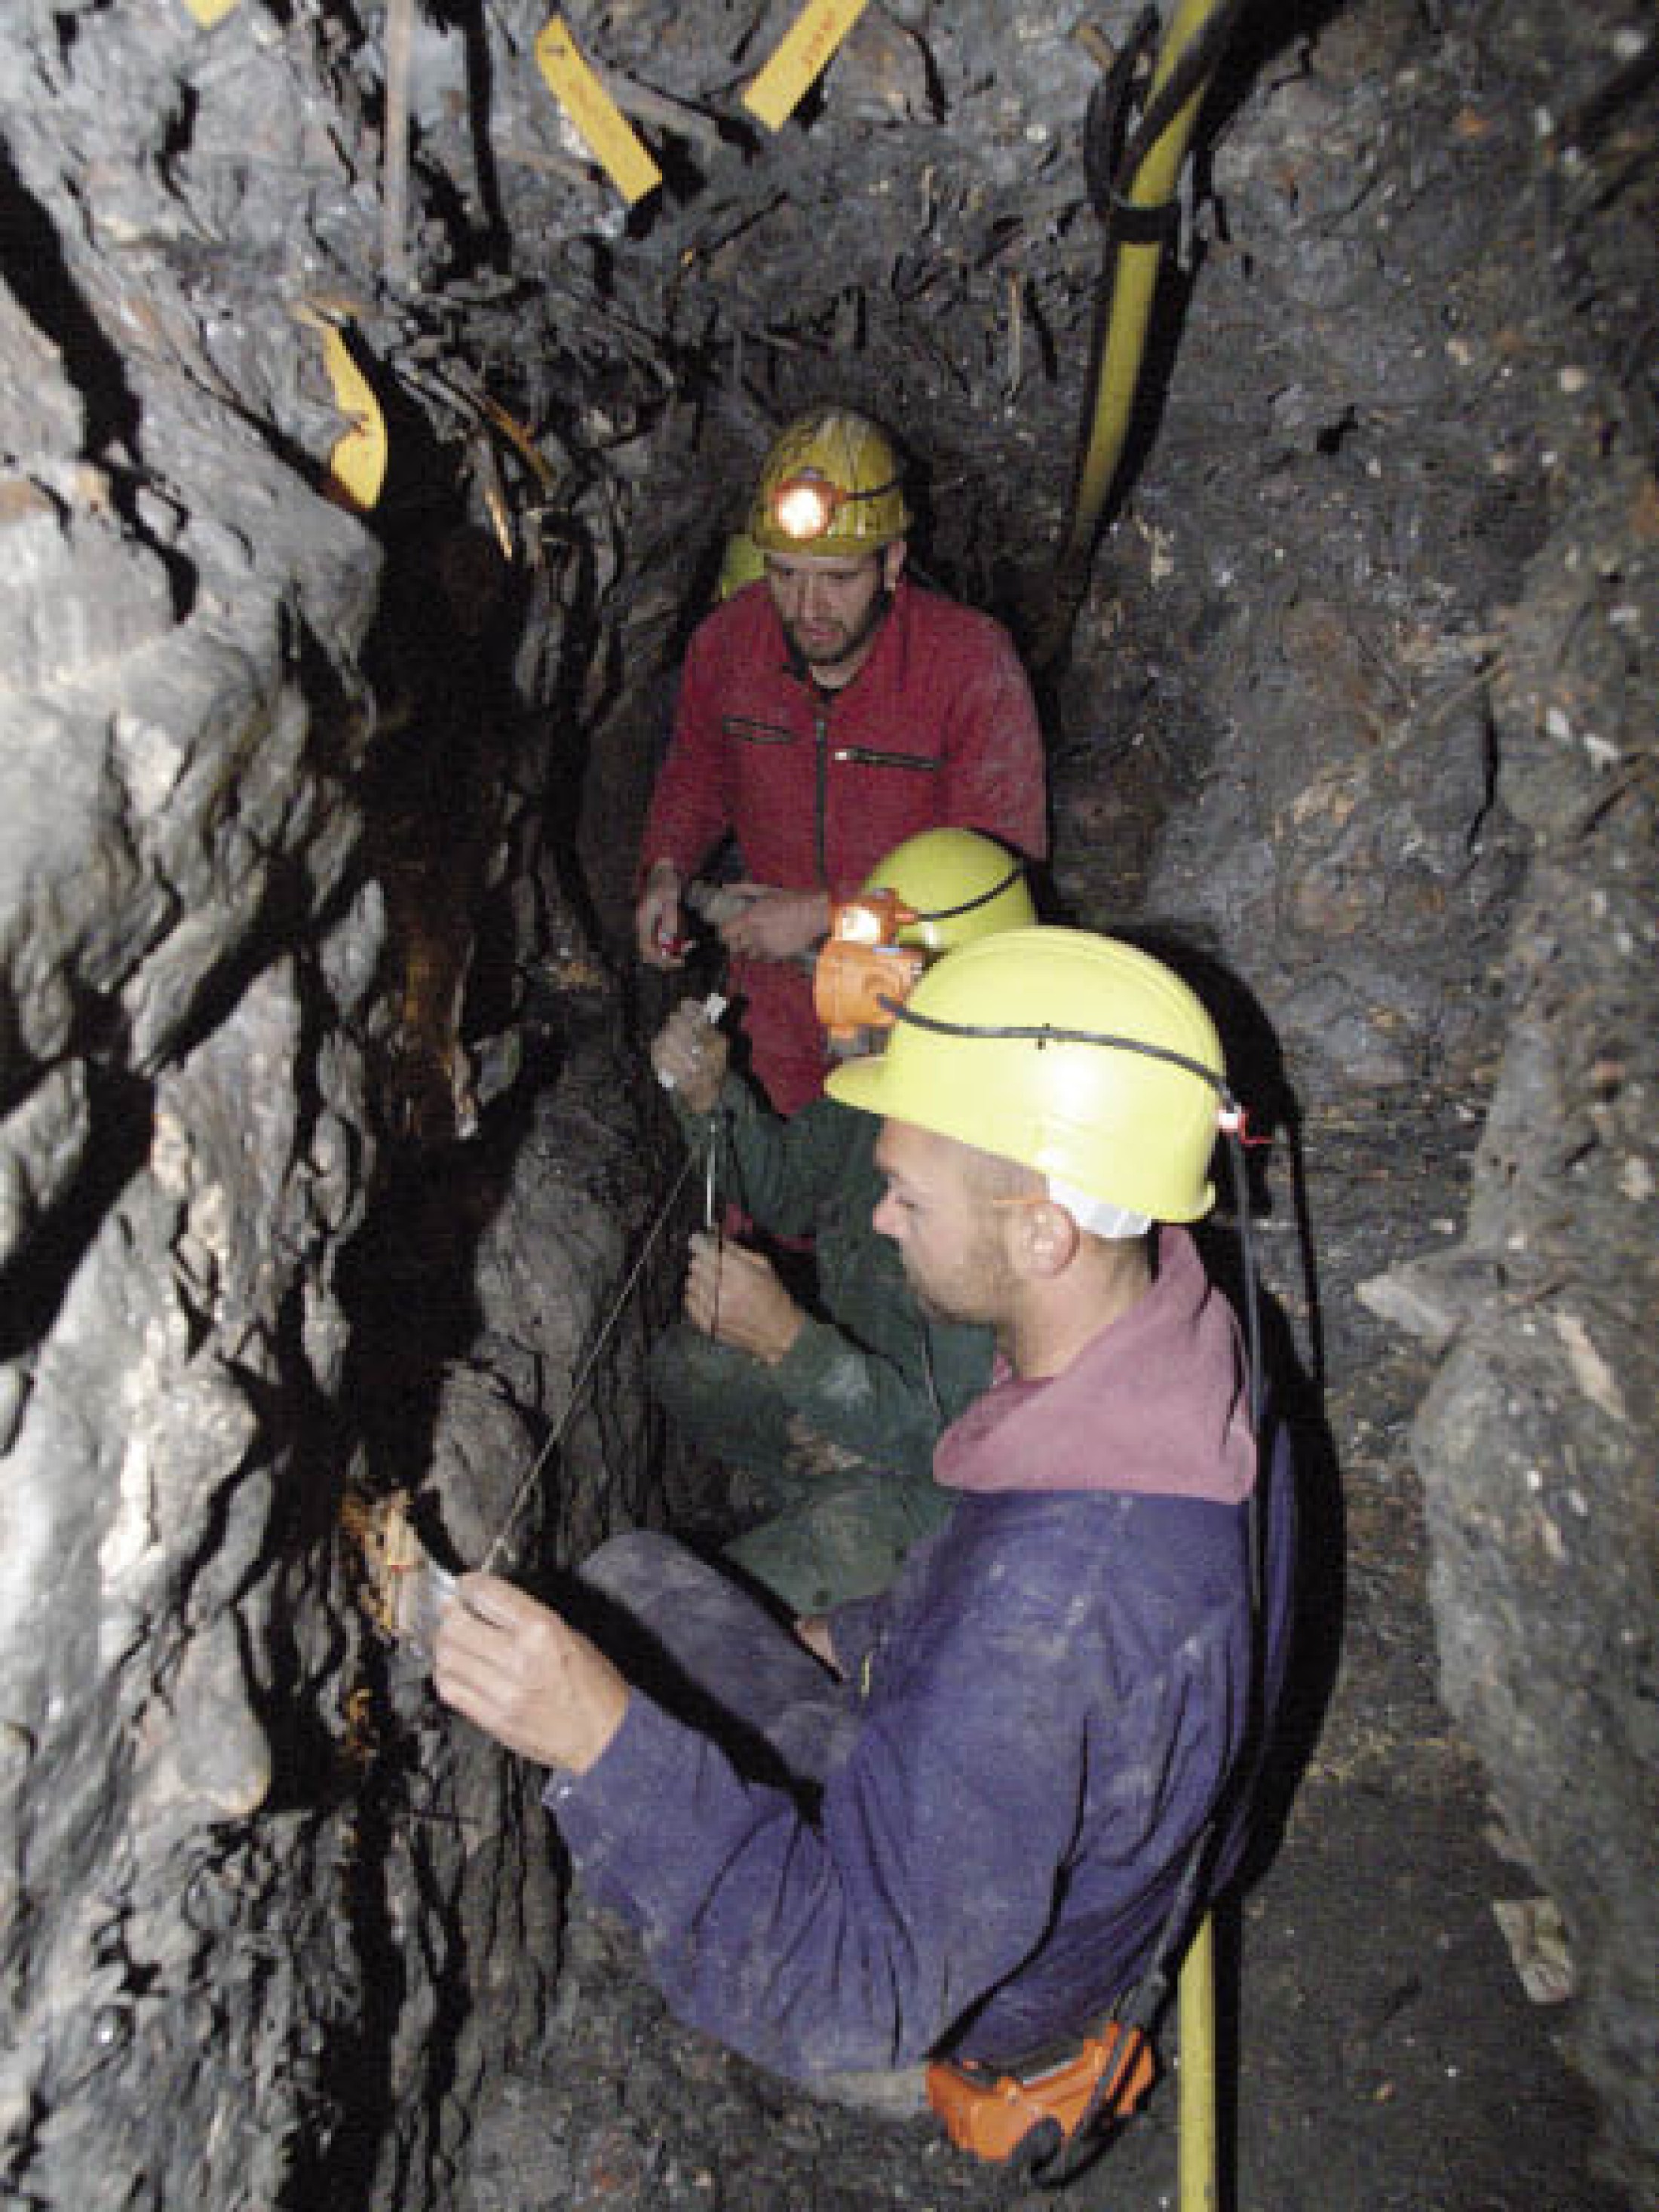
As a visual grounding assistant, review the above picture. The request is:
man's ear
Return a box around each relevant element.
[882,540,907,591]
[1006,1197,1080,1282]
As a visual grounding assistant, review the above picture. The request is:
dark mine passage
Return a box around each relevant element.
[1,3,1654,2209]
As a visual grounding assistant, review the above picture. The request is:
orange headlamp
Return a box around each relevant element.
[770,471,902,545]
[814,891,927,1042]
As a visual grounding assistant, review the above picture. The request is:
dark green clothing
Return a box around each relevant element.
[657,1075,995,1609]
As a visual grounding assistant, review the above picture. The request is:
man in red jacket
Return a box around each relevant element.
[635,407,1047,1113]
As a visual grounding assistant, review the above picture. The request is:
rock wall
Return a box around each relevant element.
[1369,405,1658,2204]
[0,5,659,2206]
[1336,13,1659,2201]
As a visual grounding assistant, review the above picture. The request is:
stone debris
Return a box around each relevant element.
[1493,1895,1578,2008]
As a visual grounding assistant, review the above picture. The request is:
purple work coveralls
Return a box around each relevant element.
[549,1229,1291,2085]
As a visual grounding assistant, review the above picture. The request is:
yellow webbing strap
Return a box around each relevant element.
[743,0,872,132]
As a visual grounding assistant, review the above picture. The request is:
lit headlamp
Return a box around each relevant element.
[814,891,926,1042]
[769,470,903,545]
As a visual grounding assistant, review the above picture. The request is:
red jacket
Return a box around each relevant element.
[641,576,1047,1111]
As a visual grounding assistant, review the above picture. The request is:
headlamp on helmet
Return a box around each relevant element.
[813,832,1035,1046]
[769,469,903,547]
[814,894,927,1043]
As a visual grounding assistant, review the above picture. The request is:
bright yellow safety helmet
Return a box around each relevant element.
[862,827,1036,953]
[826,926,1227,1223]
[750,407,911,557]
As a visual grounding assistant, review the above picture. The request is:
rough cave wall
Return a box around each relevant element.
[0,3,663,2207]
[1328,14,1657,2204]
[1403,420,1658,2204]
[1,0,1654,2207]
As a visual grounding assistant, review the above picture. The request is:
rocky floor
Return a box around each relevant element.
[449,1082,1632,2212]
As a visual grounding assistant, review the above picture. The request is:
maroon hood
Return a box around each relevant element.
[933,1228,1255,1505]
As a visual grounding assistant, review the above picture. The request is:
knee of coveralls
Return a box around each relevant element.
[647,1321,802,1498]
[723,1465,953,1615]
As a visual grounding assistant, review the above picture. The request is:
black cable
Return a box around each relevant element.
[1114,0,1255,194]
[907,858,1027,928]
[881,1003,1243,1123]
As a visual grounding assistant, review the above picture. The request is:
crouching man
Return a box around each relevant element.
[433,928,1293,2152]
[646,826,1035,1613]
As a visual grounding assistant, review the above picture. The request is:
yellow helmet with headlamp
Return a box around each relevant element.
[826,926,1228,1225]
[750,408,911,557]
[863,827,1036,952]
[814,830,1036,1044]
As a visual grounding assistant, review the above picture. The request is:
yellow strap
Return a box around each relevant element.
[742,0,872,132]
[534,16,662,206]
[181,0,240,24]
[1177,1911,1219,2211]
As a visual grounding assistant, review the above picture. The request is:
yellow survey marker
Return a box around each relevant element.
[743,0,872,131]
[319,327,388,512]
[182,0,240,24]
[534,17,661,205]
[294,305,388,514]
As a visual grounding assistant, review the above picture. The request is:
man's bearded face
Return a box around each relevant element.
[765,542,904,683]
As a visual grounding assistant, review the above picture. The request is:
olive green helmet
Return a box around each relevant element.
[826,927,1226,1223]
[716,530,765,598]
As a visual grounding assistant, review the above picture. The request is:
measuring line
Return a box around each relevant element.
[478,1142,698,1574]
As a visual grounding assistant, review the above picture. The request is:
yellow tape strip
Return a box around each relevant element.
[294,308,390,514]
[742,0,872,132]
[534,16,662,206]
[182,0,241,24]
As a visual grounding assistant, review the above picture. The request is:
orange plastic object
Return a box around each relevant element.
[926,2021,1156,2165]
[827,888,916,946]
[814,938,925,1041]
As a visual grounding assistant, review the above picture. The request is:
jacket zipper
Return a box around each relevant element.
[831,744,940,771]
[814,697,829,884]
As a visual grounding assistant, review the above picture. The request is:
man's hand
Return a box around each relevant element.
[684,1231,805,1365]
[651,999,729,1112]
[636,860,686,969]
[717,884,830,965]
[432,1572,630,1775]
